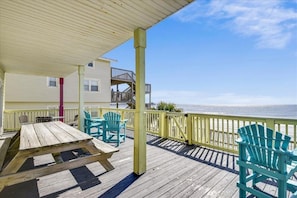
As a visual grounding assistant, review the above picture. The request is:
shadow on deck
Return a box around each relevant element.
[1,130,284,198]
[145,134,238,174]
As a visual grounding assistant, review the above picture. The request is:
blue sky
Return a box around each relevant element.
[104,0,297,105]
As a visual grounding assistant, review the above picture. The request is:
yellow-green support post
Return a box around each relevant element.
[120,110,125,120]
[98,108,103,118]
[266,119,275,132]
[78,65,85,132]
[134,28,146,175]
[186,114,192,145]
[160,111,167,138]
[205,117,210,144]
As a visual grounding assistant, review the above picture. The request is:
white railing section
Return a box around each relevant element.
[4,108,78,130]
[4,108,297,154]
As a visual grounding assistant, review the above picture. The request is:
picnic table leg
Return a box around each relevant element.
[0,152,107,191]
[96,153,114,171]
[52,152,63,164]
[0,132,20,169]
[0,151,28,190]
[84,142,115,171]
[0,184,4,192]
[0,152,27,176]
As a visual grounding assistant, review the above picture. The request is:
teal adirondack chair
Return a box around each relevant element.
[236,124,297,198]
[103,112,127,147]
[84,111,104,138]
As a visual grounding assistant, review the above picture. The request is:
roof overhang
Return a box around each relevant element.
[0,0,193,77]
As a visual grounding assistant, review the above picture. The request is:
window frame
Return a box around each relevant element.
[87,62,94,68]
[47,77,57,87]
[84,79,100,92]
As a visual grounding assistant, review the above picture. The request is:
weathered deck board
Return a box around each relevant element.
[1,129,295,197]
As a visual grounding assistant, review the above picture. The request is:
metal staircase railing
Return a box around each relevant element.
[111,67,135,83]
[111,67,151,108]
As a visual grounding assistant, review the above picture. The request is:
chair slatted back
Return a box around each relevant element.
[84,111,91,120]
[19,115,28,124]
[238,124,291,171]
[84,111,93,128]
[103,112,121,131]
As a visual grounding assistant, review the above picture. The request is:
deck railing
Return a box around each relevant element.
[4,108,78,130]
[4,108,297,154]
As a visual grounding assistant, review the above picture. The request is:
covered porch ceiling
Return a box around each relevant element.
[0,0,193,77]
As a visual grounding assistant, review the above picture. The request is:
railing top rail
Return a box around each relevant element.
[4,108,297,122]
[4,108,78,113]
[111,67,133,74]
[111,67,134,80]
[186,112,297,121]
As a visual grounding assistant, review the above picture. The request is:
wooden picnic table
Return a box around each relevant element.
[0,121,119,191]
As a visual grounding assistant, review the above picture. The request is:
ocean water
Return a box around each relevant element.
[111,104,297,119]
[176,104,297,119]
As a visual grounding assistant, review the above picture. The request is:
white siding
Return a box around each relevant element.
[5,58,111,109]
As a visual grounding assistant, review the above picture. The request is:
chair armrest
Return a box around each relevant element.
[235,138,243,144]
[92,118,104,122]
[290,149,297,162]
[119,119,127,128]
[88,118,104,123]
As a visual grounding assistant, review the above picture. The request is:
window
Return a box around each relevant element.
[87,62,93,67]
[48,77,57,87]
[84,79,100,92]
[90,80,98,91]
[84,80,89,91]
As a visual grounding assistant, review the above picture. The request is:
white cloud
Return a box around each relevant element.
[175,0,297,49]
[152,90,296,105]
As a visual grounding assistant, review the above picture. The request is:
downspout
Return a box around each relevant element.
[116,85,119,108]
[59,78,64,122]
[78,65,85,131]
[0,70,5,135]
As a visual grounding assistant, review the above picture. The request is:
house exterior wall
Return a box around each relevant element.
[5,58,111,110]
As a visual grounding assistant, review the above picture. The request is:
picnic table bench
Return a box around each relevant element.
[0,121,119,191]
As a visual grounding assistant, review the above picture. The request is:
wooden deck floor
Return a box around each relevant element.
[0,130,290,198]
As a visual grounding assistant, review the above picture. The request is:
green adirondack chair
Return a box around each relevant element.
[84,111,105,138]
[236,124,297,198]
[103,112,127,147]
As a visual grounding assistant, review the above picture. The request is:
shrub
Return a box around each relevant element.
[156,101,182,112]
